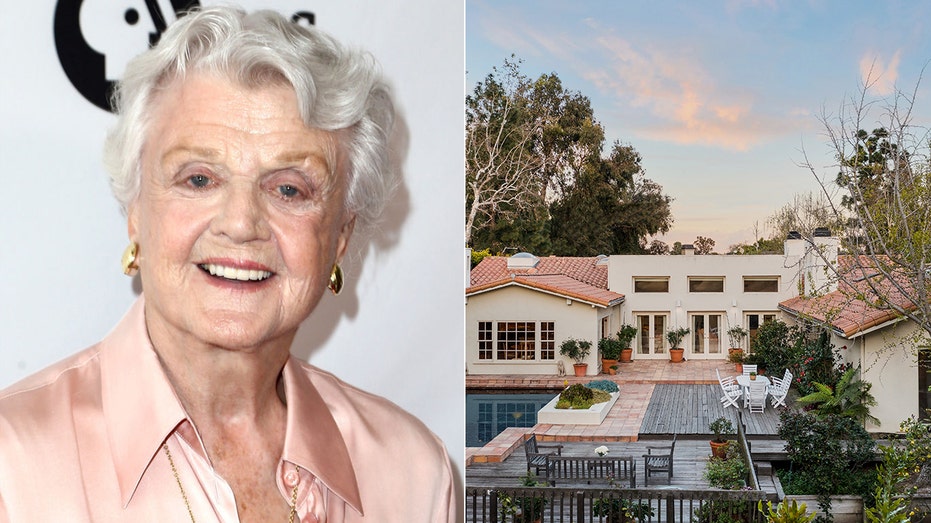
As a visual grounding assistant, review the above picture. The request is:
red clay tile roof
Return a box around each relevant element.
[779,255,916,338]
[467,256,624,308]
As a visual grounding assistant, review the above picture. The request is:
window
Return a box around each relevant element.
[689,277,724,292]
[634,277,669,293]
[478,321,492,360]
[496,321,536,360]
[745,313,777,352]
[636,314,667,354]
[691,313,722,354]
[540,322,555,360]
[744,276,779,293]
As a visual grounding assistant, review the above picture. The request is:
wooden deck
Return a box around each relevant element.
[639,384,781,437]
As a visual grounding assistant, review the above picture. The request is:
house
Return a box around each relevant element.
[779,253,925,433]
[466,238,808,374]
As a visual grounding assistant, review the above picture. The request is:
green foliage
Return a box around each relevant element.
[704,454,750,490]
[777,410,877,518]
[556,383,611,409]
[598,336,624,360]
[865,446,912,523]
[728,326,749,348]
[616,324,638,348]
[592,497,654,523]
[796,366,879,426]
[470,248,492,268]
[666,327,690,349]
[499,472,547,522]
[692,499,757,523]
[586,380,620,393]
[758,500,816,523]
[709,417,735,443]
[559,338,592,364]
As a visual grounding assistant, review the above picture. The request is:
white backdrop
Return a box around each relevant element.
[0,0,465,500]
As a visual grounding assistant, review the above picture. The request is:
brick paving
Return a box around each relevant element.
[466,360,738,466]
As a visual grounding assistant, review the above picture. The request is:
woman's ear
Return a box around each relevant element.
[335,214,356,260]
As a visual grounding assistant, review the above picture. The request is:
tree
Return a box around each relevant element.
[465,57,547,249]
[467,58,674,256]
[548,142,673,255]
[694,236,716,255]
[647,239,670,255]
[801,73,931,344]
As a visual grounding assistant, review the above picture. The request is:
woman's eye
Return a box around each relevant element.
[188,174,210,188]
[278,184,300,198]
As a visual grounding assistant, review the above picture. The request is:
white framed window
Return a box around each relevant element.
[691,313,723,354]
[689,276,724,292]
[540,322,555,360]
[478,321,492,360]
[743,276,779,293]
[636,313,667,355]
[633,277,669,293]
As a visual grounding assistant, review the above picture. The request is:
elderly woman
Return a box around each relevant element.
[0,6,454,522]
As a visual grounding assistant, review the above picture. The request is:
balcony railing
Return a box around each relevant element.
[465,486,768,522]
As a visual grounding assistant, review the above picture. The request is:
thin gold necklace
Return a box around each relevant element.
[163,443,299,523]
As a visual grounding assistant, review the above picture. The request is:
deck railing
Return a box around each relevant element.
[465,486,768,522]
[735,410,760,490]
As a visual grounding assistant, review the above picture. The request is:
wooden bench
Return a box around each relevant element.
[544,455,637,487]
[643,434,676,486]
[522,434,563,478]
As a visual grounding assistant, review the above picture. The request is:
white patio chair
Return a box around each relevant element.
[716,369,742,409]
[769,376,790,408]
[742,364,758,376]
[782,368,793,386]
[746,380,767,413]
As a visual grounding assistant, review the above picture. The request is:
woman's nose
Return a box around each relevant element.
[210,181,271,243]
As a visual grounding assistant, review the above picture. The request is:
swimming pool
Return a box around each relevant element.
[465,391,557,447]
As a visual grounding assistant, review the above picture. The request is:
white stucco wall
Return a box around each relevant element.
[852,322,922,433]
[465,285,618,375]
[609,253,801,359]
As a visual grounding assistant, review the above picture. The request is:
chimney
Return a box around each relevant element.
[682,244,695,256]
[800,228,840,297]
[783,230,805,257]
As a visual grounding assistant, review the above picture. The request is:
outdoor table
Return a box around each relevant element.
[735,374,770,406]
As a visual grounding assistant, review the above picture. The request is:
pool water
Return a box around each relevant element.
[466,392,557,447]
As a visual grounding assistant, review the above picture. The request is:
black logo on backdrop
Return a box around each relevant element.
[54,0,201,112]
[53,2,316,113]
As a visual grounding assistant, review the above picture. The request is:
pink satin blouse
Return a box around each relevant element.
[0,297,456,521]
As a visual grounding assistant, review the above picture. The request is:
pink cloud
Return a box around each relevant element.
[860,51,901,96]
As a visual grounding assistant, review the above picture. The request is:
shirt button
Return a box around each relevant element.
[284,470,300,488]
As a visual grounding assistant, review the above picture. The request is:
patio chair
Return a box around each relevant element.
[523,434,563,477]
[742,364,758,376]
[643,434,676,486]
[716,369,741,409]
[746,380,767,413]
[782,368,794,386]
[769,376,790,408]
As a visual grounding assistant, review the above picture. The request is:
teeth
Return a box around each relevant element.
[201,264,272,282]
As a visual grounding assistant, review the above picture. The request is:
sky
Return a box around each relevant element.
[466,0,931,251]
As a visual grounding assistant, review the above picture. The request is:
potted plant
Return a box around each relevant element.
[598,336,622,374]
[727,325,749,353]
[708,416,735,459]
[616,324,638,363]
[665,327,690,363]
[559,338,592,377]
[592,497,655,523]
[728,347,745,373]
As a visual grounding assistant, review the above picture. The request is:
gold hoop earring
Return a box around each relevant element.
[121,243,139,276]
[328,263,343,295]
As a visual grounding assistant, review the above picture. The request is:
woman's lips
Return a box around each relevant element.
[198,262,273,282]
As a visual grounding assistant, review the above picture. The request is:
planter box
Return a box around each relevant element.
[784,495,862,523]
[537,392,619,425]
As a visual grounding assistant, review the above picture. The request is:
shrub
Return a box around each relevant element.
[692,499,757,523]
[556,383,611,409]
[587,380,620,393]
[598,336,624,360]
[704,455,750,490]
[559,338,593,364]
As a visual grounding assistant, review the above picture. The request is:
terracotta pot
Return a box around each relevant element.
[709,440,729,459]
[573,363,588,377]
[620,348,633,363]
[601,359,618,373]
[669,348,684,363]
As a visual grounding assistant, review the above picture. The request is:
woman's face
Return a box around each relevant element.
[129,73,354,351]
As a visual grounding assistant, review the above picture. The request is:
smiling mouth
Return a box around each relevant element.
[199,263,273,282]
